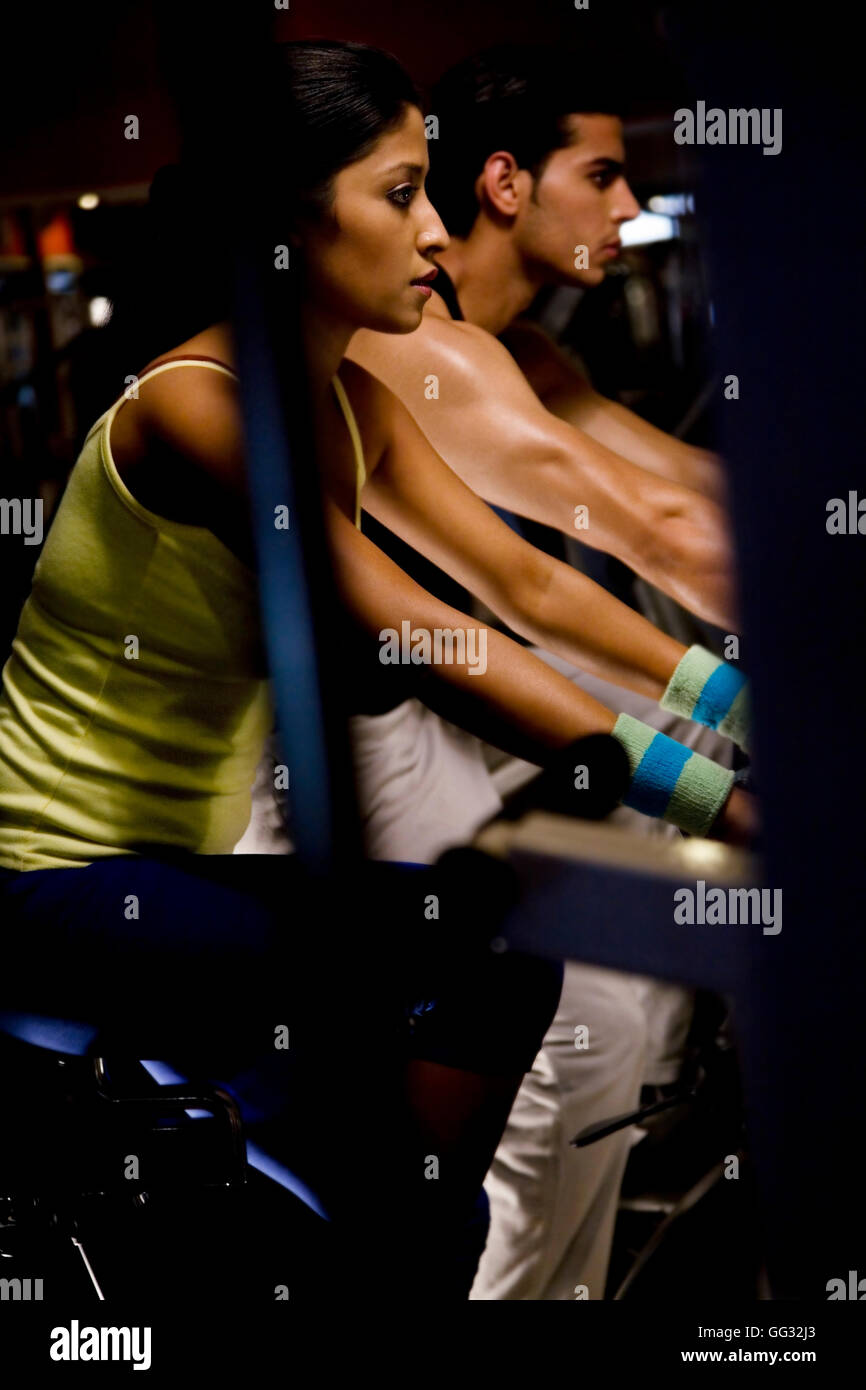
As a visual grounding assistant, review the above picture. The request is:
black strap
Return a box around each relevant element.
[431,264,465,321]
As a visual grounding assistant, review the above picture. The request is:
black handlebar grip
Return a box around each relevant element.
[497,732,631,824]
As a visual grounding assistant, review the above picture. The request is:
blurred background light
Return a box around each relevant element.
[620,211,679,246]
[88,295,113,327]
[647,193,695,216]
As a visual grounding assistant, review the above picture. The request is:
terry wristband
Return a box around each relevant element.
[660,645,750,752]
[612,712,735,836]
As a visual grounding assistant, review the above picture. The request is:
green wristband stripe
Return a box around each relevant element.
[661,644,751,752]
[612,712,734,836]
[611,712,658,777]
[660,646,721,719]
[718,682,751,754]
[665,749,736,836]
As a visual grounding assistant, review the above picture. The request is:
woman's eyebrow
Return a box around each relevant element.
[380,161,426,178]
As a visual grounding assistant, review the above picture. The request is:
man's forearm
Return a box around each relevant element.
[637,486,739,629]
[547,381,730,507]
[502,322,730,506]
[530,425,739,629]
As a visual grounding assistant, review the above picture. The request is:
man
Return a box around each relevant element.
[341,44,739,1300]
[346,44,735,633]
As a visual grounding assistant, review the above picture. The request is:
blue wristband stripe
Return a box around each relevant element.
[612,712,735,834]
[622,731,692,819]
[692,662,748,729]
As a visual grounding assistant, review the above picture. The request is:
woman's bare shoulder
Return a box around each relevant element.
[123,335,245,491]
[337,355,408,472]
[138,324,237,378]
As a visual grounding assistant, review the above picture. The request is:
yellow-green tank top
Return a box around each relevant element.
[0,358,366,871]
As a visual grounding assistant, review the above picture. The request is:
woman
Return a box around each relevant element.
[0,41,755,1297]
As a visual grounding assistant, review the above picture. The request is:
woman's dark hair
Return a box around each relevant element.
[276,40,422,220]
[100,41,421,400]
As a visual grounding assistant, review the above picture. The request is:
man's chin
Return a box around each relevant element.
[571,266,607,289]
[545,265,606,291]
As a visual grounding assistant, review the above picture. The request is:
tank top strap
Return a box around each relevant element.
[83,356,242,450]
[115,359,364,528]
[136,355,240,384]
[331,372,367,529]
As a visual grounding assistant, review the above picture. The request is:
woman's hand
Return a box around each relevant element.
[710,786,761,848]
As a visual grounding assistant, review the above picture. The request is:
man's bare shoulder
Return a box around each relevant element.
[348,310,510,391]
[499,320,590,399]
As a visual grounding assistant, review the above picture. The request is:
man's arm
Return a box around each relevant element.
[501,319,729,507]
[346,359,688,701]
[347,314,738,631]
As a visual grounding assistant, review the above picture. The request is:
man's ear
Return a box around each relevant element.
[475,151,530,221]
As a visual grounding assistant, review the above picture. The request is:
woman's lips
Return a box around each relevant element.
[411,267,439,288]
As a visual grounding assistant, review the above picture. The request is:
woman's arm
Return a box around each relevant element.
[353,365,688,702]
[325,495,618,751]
[129,361,752,845]
[324,496,754,847]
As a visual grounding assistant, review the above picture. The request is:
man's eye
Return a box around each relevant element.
[387,184,418,207]
[591,171,616,189]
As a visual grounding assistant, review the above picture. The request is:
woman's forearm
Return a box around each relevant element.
[328,500,618,757]
[499,552,688,701]
[328,506,747,842]
[432,621,619,756]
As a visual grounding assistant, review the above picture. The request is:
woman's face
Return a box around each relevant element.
[300,103,449,334]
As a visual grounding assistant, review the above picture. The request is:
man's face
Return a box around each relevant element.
[514,113,641,287]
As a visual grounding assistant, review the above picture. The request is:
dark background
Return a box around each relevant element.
[1,0,864,1303]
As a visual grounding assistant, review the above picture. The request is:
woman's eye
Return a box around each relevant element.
[387,184,418,207]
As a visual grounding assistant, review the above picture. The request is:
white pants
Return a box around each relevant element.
[233,650,733,1300]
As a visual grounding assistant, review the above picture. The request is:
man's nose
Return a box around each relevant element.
[614,182,642,224]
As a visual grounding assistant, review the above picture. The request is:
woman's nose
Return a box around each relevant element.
[419,204,449,255]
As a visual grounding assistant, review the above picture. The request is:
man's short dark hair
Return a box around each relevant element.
[427,45,624,238]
